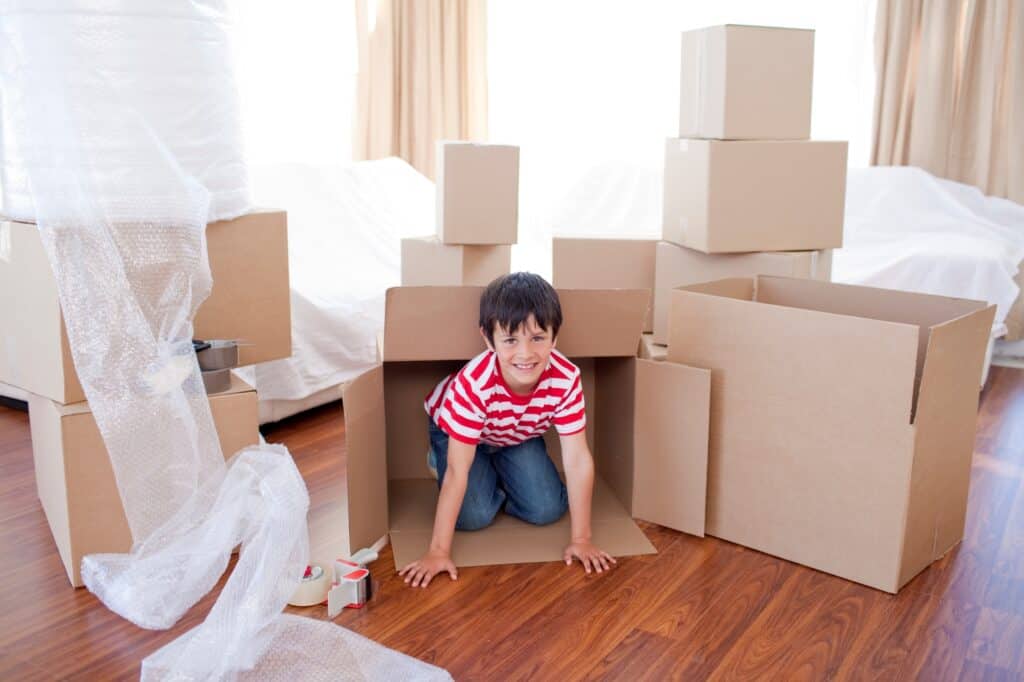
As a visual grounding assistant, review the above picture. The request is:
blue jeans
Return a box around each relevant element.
[428,418,569,531]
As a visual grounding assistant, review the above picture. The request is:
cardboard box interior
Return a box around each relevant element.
[401,236,512,287]
[0,210,291,404]
[667,275,995,592]
[679,24,814,140]
[653,240,831,344]
[552,237,657,332]
[436,142,519,245]
[662,138,848,254]
[342,287,712,570]
[29,374,259,586]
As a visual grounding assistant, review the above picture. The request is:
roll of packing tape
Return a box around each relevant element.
[289,564,330,607]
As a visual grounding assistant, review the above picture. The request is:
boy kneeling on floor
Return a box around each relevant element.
[399,273,616,587]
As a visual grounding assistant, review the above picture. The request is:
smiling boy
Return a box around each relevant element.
[399,272,616,587]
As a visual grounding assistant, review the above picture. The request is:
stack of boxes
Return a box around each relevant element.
[553,25,842,352]
[401,142,519,286]
[0,210,291,586]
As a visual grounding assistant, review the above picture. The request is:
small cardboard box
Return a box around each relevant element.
[436,142,519,245]
[679,25,814,140]
[653,240,831,344]
[340,287,712,569]
[0,210,291,404]
[638,334,666,362]
[667,276,995,593]
[401,236,511,286]
[552,237,657,332]
[662,138,848,254]
[28,374,259,587]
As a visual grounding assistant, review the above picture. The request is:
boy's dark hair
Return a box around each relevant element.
[480,272,562,345]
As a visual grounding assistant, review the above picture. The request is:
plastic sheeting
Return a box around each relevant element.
[832,166,1024,336]
[0,2,450,679]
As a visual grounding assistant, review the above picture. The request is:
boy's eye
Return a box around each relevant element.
[503,338,516,345]
[532,336,545,342]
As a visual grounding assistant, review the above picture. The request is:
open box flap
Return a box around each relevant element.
[632,359,711,536]
[339,366,389,556]
[897,303,996,588]
[384,286,651,361]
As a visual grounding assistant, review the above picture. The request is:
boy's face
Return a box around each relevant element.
[482,314,556,395]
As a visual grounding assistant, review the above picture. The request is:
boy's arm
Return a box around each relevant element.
[398,437,476,587]
[559,430,616,574]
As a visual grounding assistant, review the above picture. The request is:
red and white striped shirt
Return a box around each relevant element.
[424,349,586,447]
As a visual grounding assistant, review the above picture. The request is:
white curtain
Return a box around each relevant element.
[487,0,878,275]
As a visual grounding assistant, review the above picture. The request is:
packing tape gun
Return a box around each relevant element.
[327,547,378,618]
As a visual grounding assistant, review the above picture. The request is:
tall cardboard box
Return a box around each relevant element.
[28,375,259,586]
[667,276,995,593]
[340,287,712,569]
[401,236,511,286]
[0,210,292,404]
[652,241,831,344]
[552,237,657,332]
[436,142,519,245]
[662,138,848,254]
[679,25,815,140]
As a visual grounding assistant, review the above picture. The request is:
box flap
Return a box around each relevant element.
[384,287,649,361]
[388,477,655,569]
[339,366,389,556]
[632,359,710,536]
[556,289,649,357]
[384,287,486,361]
[897,303,996,588]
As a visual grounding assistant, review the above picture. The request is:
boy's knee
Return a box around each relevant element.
[519,491,568,526]
[456,503,499,531]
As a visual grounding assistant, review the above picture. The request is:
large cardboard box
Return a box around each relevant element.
[436,142,519,245]
[340,287,712,569]
[667,276,995,593]
[401,236,511,286]
[679,25,814,140]
[652,240,831,344]
[28,375,259,586]
[0,210,291,404]
[662,138,848,253]
[1004,263,1024,341]
[552,237,657,332]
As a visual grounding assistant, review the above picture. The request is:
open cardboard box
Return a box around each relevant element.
[667,275,995,593]
[0,210,291,404]
[339,287,711,569]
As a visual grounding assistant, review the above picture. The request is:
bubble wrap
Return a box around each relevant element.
[0,2,450,679]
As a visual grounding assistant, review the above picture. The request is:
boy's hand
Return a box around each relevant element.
[399,549,458,588]
[564,540,617,574]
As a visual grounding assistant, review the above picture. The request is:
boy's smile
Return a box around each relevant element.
[483,314,556,396]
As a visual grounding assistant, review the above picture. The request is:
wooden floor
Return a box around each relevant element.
[2,367,1023,680]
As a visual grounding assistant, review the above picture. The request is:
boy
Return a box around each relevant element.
[399,272,616,588]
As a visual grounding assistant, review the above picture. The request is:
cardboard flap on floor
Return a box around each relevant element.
[666,275,995,592]
[345,285,708,570]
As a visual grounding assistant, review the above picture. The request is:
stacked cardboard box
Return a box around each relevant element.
[401,142,518,286]
[1,210,289,586]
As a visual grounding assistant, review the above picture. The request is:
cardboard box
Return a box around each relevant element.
[679,25,814,140]
[552,237,657,332]
[28,374,259,586]
[0,210,291,404]
[662,138,848,254]
[652,240,831,344]
[638,334,666,361]
[667,276,995,593]
[436,142,519,245]
[340,287,712,569]
[1004,264,1024,341]
[401,236,511,286]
